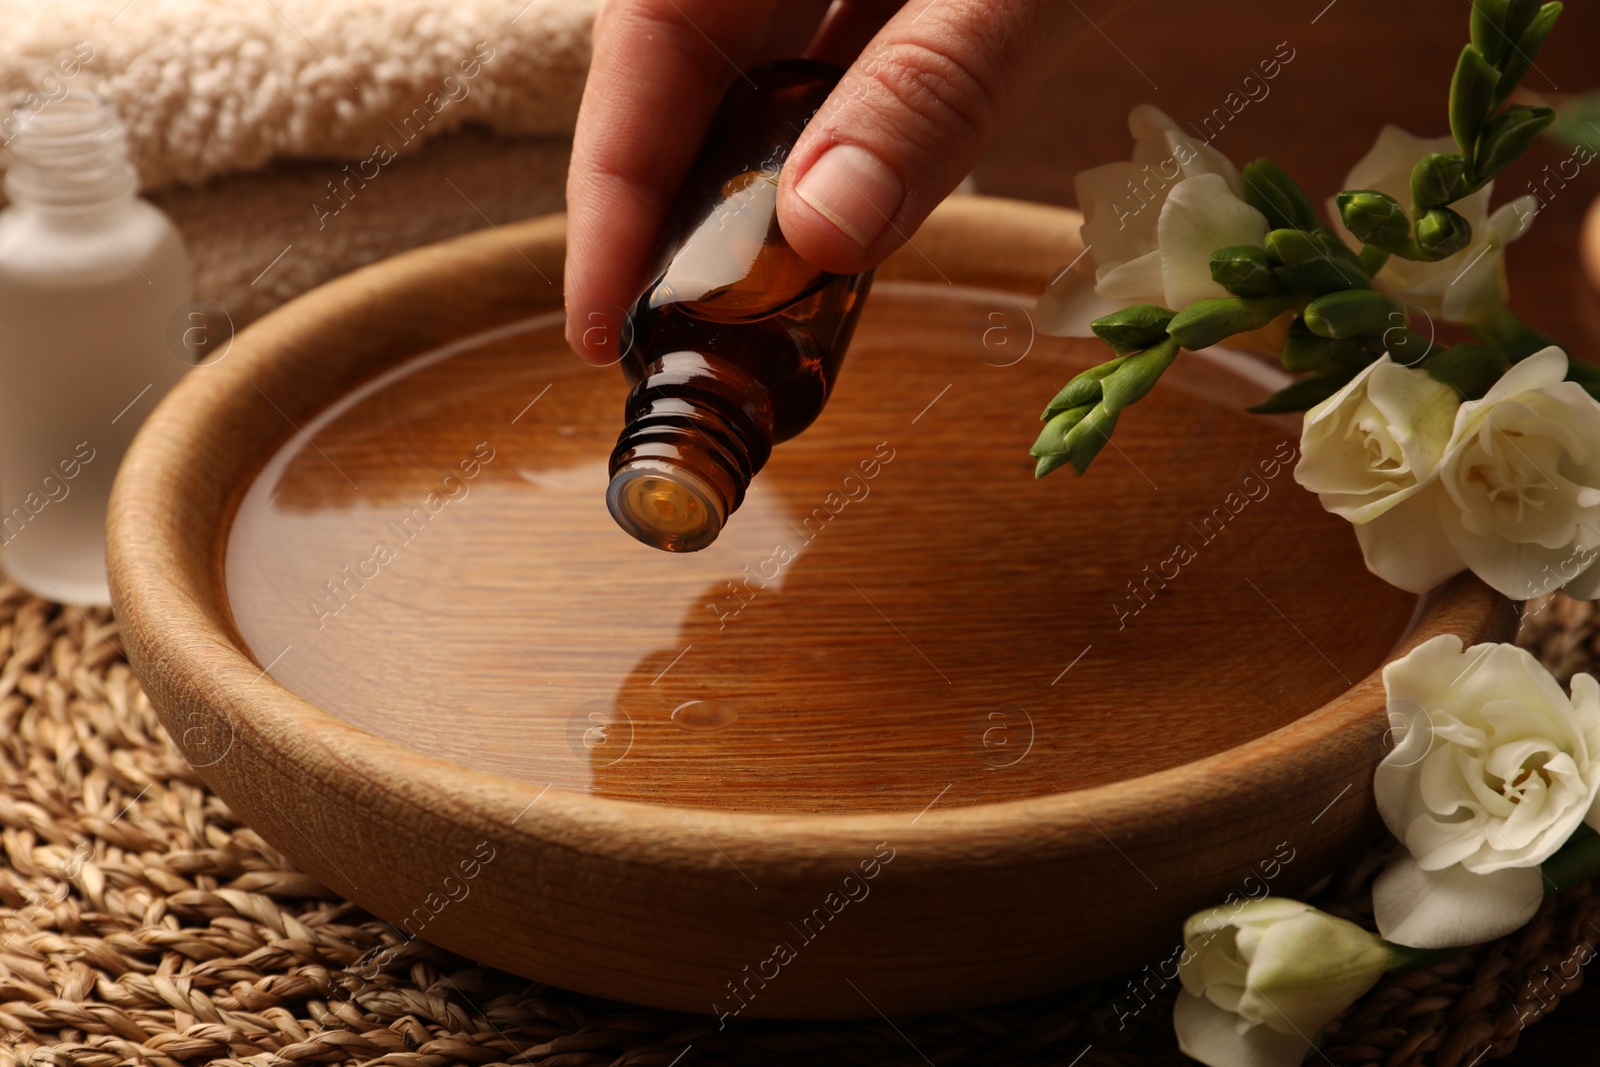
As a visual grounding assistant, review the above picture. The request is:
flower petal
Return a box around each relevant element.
[1241,911,1387,1035]
[1034,273,1132,338]
[1173,991,1314,1067]
[1372,852,1544,948]
[1343,126,1457,202]
[1488,196,1540,244]
[1368,364,1459,471]
[1375,634,1467,838]
[1352,486,1465,593]
[1443,527,1585,600]
[1300,356,1388,429]
[1430,351,1600,598]
[1076,160,1158,268]
[1438,239,1509,324]
[1096,249,1165,301]
[1128,104,1240,189]
[1155,173,1270,310]
[1470,347,1569,409]
[1187,898,1313,937]
[1295,358,1459,522]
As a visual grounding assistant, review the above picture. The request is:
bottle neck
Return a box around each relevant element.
[606,351,775,552]
[3,91,138,213]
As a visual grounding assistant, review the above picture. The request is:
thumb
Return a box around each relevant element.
[777,0,1115,275]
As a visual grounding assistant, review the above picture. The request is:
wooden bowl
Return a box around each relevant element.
[108,197,1513,1019]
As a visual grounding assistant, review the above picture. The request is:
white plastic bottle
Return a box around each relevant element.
[0,92,191,604]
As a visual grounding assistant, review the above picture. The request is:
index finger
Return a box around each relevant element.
[564,0,784,364]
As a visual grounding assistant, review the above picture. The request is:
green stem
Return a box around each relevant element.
[1469,306,1560,361]
[1384,942,1467,973]
[1359,245,1391,276]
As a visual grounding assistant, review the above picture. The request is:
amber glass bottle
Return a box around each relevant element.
[606,60,875,552]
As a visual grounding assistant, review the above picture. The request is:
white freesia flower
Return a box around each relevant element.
[1295,356,1459,524]
[1174,898,1387,1067]
[1036,105,1270,336]
[1432,349,1600,598]
[1373,634,1600,948]
[1332,125,1537,326]
[1345,347,1600,599]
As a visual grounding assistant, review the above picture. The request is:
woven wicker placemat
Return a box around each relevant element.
[0,586,1593,1067]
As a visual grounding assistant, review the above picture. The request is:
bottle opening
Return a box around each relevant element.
[607,460,726,553]
[3,90,137,209]
[606,350,773,552]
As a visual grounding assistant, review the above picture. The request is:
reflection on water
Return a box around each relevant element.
[224,286,1417,813]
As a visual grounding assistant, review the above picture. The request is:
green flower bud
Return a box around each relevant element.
[1415,207,1473,259]
[1423,343,1509,399]
[1041,356,1128,419]
[1497,3,1561,108]
[1281,320,1334,373]
[1504,0,1547,39]
[1264,229,1368,291]
[1240,159,1319,231]
[1337,190,1412,248]
[1167,296,1294,351]
[1031,406,1091,477]
[1470,0,1511,65]
[1302,290,1405,339]
[1263,228,1318,264]
[1089,304,1176,356]
[1209,246,1281,298]
[1449,45,1500,164]
[1385,327,1435,367]
[1100,335,1181,411]
[1476,105,1556,182]
[1056,408,1119,476]
[1273,259,1370,294]
[1281,318,1367,373]
[1264,228,1364,267]
[1032,338,1182,476]
[1410,153,1467,212]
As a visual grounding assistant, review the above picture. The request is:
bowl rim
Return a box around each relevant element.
[108,195,1512,877]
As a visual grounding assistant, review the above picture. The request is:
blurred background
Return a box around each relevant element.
[980,0,1600,364]
[8,0,1598,349]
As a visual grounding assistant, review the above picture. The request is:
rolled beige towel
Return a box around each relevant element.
[0,0,598,324]
[1,0,595,193]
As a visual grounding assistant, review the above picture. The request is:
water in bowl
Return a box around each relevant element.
[224,282,1416,814]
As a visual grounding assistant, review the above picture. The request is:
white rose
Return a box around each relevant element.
[1036,104,1270,336]
[1295,355,1459,524]
[1351,347,1600,599]
[1332,125,1537,326]
[1174,898,1387,1067]
[1373,634,1600,948]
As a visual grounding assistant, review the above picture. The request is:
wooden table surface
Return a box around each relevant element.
[967,0,1600,1061]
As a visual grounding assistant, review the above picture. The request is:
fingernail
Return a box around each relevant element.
[795,143,904,249]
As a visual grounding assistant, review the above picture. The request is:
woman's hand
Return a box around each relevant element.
[564,0,1124,364]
